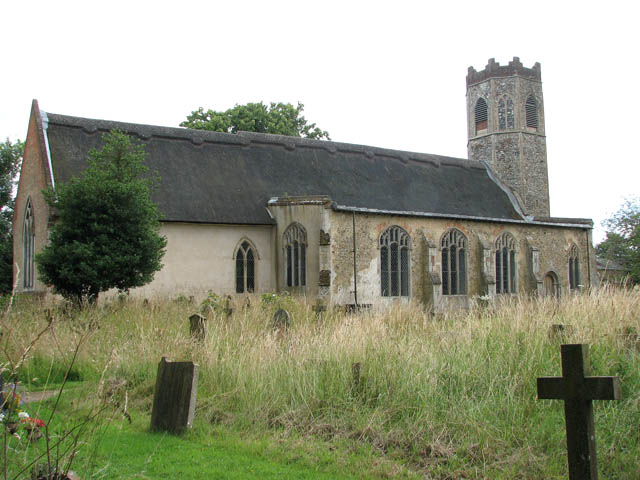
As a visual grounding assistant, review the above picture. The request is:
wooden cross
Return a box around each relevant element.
[537,344,621,479]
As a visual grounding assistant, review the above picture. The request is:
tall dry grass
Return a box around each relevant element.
[4,287,640,479]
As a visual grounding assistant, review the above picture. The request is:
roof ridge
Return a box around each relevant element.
[44,111,475,168]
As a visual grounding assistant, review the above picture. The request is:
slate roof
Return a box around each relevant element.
[43,112,525,225]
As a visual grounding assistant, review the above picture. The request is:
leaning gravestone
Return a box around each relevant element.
[537,344,621,480]
[189,313,207,341]
[150,357,199,434]
[272,308,291,331]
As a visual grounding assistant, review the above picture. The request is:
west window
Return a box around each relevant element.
[441,229,467,295]
[23,199,35,289]
[284,223,307,288]
[569,244,580,290]
[495,233,517,294]
[380,226,410,297]
[235,240,256,293]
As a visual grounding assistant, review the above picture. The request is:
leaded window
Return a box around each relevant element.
[495,233,517,294]
[235,241,255,293]
[23,199,34,289]
[569,244,580,290]
[525,95,538,129]
[441,229,467,295]
[284,223,306,288]
[498,96,514,130]
[475,97,488,132]
[380,226,411,297]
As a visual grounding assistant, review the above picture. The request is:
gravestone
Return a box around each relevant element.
[537,344,621,479]
[272,308,291,331]
[189,313,207,340]
[150,357,199,434]
[312,299,327,319]
[548,324,574,340]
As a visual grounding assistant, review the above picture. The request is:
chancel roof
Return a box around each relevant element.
[43,112,524,225]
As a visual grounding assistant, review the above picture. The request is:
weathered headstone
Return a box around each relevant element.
[223,295,233,318]
[537,344,621,480]
[312,299,327,319]
[548,324,574,340]
[272,308,291,331]
[150,357,199,434]
[189,313,207,340]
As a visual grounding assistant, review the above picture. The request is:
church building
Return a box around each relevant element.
[13,58,595,309]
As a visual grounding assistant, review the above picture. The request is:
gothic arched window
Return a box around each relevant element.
[441,229,467,295]
[498,96,514,130]
[235,240,256,293]
[525,95,538,129]
[569,244,580,290]
[380,226,411,297]
[284,223,307,288]
[23,199,35,289]
[495,233,517,294]
[475,97,488,132]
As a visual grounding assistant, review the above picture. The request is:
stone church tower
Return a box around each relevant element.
[467,57,550,217]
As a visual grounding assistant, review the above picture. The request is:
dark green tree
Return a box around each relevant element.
[0,138,24,293]
[36,130,167,303]
[181,101,330,140]
[598,197,640,283]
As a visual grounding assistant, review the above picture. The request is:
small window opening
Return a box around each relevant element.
[475,98,488,132]
[525,95,538,129]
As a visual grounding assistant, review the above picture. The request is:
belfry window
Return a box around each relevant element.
[525,95,538,129]
[380,226,410,297]
[441,229,467,295]
[495,233,517,294]
[235,240,256,293]
[284,223,307,288]
[23,199,35,289]
[569,244,580,290]
[498,97,514,130]
[475,98,488,132]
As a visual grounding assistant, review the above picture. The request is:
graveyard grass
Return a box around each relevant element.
[3,287,640,479]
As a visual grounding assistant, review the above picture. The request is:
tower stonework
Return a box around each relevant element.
[467,57,550,217]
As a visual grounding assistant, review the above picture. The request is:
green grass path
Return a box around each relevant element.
[78,419,358,479]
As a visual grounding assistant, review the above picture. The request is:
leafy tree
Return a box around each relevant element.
[36,130,167,303]
[0,138,24,293]
[181,101,330,140]
[598,197,640,283]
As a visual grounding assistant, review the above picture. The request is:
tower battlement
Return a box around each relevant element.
[467,57,541,85]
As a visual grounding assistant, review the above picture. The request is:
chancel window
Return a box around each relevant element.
[498,96,515,130]
[235,240,255,293]
[475,97,488,132]
[569,244,580,290]
[284,223,306,288]
[380,226,410,297]
[525,95,538,129]
[495,233,517,294]
[23,199,35,289]
[441,229,467,295]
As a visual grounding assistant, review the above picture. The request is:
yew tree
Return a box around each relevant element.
[36,130,166,303]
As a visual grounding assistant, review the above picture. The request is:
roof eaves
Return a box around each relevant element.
[331,203,592,229]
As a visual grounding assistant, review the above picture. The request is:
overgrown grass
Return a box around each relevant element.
[4,287,640,478]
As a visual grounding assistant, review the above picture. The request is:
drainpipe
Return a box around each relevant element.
[585,228,592,289]
[352,211,358,308]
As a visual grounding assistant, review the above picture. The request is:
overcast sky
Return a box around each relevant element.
[3,1,638,243]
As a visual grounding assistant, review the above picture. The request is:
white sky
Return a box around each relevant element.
[2,1,638,243]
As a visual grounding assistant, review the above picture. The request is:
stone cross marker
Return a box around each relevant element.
[150,357,199,435]
[537,344,621,480]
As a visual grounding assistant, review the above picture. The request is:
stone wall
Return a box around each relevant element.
[328,210,594,310]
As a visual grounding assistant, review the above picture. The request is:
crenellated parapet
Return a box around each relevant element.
[467,57,541,85]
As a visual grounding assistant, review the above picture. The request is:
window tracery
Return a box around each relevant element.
[380,226,410,297]
[441,229,467,295]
